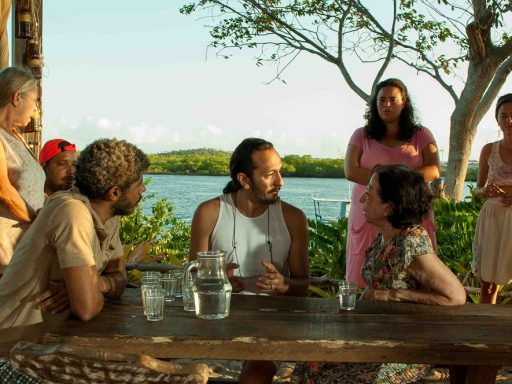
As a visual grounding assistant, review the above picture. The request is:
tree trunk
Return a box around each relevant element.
[445,109,477,201]
[444,57,501,200]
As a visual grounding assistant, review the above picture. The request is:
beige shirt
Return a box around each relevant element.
[0,190,123,356]
[0,129,45,271]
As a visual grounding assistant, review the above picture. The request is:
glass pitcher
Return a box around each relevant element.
[184,250,232,319]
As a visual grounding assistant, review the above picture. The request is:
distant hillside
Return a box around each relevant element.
[147,149,345,178]
[147,148,478,181]
[155,148,231,157]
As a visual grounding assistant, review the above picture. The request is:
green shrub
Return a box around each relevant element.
[433,189,483,286]
[120,178,191,266]
[308,217,347,279]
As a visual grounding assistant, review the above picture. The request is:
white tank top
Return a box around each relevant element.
[211,193,291,293]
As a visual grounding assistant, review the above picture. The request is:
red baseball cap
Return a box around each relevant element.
[39,139,77,164]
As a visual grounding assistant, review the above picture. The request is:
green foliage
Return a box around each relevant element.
[282,155,344,178]
[147,148,345,178]
[308,217,347,279]
[433,189,483,285]
[179,1,511,83]
[148,150,230,176]
[120,179,191,265]
[150,147,490,182]
[434,190,512,303]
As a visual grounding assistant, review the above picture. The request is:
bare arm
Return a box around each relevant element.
[189,198,219,259]
[415,142,440,182]
[367,253,466,306]
[62,264,104,321]
[99,257,126,299]
[344,144,372,186]
[0,139,34,222]
[258,202,309,296]
[36,257,126,314]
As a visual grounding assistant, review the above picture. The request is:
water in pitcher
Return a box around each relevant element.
[194,280,232,319]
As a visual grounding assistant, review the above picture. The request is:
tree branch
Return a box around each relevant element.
[336,0,369,101]
[243,0,338,63]
[371,0,397,93]
[474,55,512,123]
[393,53,458,103]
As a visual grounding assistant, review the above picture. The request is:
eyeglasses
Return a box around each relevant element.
[21,93,39,110]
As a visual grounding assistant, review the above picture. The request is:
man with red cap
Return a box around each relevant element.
[39,139,77,197]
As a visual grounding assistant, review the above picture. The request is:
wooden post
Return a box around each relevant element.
[12,0,43,157]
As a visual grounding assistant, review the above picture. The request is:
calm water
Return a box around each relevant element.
[143,174,474,223]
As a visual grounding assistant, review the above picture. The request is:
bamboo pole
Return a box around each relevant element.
[12,0,43,157]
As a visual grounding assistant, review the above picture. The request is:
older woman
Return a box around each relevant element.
[0,67,45,274]
[345,78,440,287]
[291,164,466,384]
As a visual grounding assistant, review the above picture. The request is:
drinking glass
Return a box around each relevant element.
[339,280,357,310]
[182,273,196,312]
[172,271,183,298]
[145,287,164,321]
[161,273,177,303]
[141,276,161,315]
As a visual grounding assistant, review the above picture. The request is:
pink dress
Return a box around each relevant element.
[346,127,437,287]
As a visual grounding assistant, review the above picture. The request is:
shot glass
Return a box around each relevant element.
[161,273,177,304]
[172,271,183,298]
[339,280,357,311]
[145,287,164,321]
[182,274,195,312]
[141,276,161,315]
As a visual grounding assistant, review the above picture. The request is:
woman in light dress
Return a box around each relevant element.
[0,67,45,274]
[473,93,512,304]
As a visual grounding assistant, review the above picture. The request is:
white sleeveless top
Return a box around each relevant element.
[488,140,512,187]
[211,193,291,293]
[0,129,45,270]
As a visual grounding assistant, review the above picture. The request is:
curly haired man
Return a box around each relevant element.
[0,139,149,381]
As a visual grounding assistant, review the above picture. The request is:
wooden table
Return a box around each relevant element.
[45,288,512,381]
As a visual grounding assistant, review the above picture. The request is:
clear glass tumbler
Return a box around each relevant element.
[161,273,177,303]
[145,287,164,321]
[339,280,357,311]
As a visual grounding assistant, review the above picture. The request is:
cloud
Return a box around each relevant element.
[42,115,346,158]
[206,124,223,135]
[43,116,166,150]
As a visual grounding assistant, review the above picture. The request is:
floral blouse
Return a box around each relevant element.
[290,225,435,384]
[362,225,434,290]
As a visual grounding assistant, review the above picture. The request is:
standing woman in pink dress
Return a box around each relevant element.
[472,93,512,304]
[0,67,45,275]
[345,78,440,287]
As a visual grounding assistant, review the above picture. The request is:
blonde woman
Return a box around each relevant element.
[0,67,45,274]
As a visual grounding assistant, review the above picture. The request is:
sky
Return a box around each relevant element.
[31,1,512,161]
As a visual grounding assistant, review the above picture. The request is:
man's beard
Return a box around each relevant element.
[58,178,74,191]
[113,195,141,216]
[254,187,280,205]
